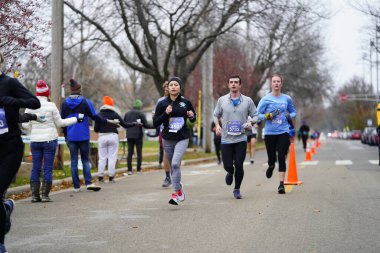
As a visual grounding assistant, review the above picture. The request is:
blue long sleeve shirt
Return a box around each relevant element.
[257,93,296,135]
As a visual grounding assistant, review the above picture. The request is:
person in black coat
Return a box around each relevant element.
[123,99,154,174]
[0,52,41,252]
[94,96,140,182]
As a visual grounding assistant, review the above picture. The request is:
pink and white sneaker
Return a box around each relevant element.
[168,184,185,205]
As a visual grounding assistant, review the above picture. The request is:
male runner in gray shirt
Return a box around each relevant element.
[213,75,257,199]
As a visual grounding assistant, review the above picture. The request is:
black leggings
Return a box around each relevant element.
[127,138,143,172]
[0,136,23,243]
[265,133,290,172]
[221,141,247,190]
[214,138,221,161]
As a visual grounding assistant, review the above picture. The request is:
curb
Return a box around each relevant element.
[6,157,216,196]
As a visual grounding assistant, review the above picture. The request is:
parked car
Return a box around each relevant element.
[361,127,376,144]
[368,128,379,146]
[350,130,362,140]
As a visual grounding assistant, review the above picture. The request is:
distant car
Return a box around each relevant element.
[330,131,339,139]
[350,130,362,140]
[361,127,376,144]
[368,128,379,146]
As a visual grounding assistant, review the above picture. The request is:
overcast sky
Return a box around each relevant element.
[324,0,373,90]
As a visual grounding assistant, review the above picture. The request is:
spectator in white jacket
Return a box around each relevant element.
[22,80,79,202]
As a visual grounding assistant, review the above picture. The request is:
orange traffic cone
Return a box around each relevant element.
[304,140,313,161]
[311,140,317,155]
[285,143,302,185]
[29,145,33,161]
[316,138,321,148]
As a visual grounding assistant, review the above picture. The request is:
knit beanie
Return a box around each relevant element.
[168,76,182,87]
[70,79,82,94]
[103,96,114,107]
[132,99,142,109]
[36,80,50,97]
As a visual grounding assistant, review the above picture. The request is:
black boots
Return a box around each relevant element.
[41,181,52,202]
[30,181,41,203]
[31,181,52,202]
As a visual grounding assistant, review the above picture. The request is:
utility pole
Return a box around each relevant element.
[51,0,64,169]
[376,25,379,104]
[51,0,64,106]
[201,44,214,153]
[370,40,373,92]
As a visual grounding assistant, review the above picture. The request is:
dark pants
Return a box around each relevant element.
[301,135,308,150]
[265,133,290,172]
[159,144,164,164]
[67,141,92,188]
[0,136,23,243]
[30,140,58,182]
[127,138,143,172]
[221,141,247,190]
[214,138,221,162]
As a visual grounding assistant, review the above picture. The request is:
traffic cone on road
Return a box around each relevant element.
[304,140,313,161]
[316,138,321,148]
[311,140,317,155]
[29,145,33,161]
[285,143,302,185]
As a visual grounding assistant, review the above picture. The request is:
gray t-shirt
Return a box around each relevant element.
[213,94,257,144]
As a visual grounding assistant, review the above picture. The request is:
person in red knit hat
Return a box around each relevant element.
[23,80,79,202]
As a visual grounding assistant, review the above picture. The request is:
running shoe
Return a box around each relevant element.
[233,189,242,199]
[4,199,14,234]
[169,192,179,205]
[127,171,133,175]
[225,173,233,185]
[177,184,185,202]
[86,184,101,191]
[266,164,275,179]
[278,184,286,194]
[0,243,7,253]
[162,177,171,188]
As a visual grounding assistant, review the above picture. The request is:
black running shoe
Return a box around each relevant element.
[278,184,286,194]
[266,165,275,179]
[225,173,233,185]
[4,199,14,234]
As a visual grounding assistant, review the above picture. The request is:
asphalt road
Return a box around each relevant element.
[5,138,380,253]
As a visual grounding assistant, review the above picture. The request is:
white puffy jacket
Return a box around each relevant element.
[22,96,77,142]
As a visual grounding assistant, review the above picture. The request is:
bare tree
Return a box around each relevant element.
[0,0,49,71]
[63,0,272,94]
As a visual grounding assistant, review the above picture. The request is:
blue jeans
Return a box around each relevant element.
[30,140,58,182]
[67,141,92,188]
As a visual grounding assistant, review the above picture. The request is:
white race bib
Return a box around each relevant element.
[227,120,242,135]
[169,117,185,133]
[0,108,9,135]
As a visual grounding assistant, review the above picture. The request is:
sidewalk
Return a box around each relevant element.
[6,156,217,197]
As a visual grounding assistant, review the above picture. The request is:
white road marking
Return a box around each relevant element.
[299,161,319,165]
[335,160,353,165]
[369,160,379,165]
[182,169,222,176]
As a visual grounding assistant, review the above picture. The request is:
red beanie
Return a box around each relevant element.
[103,96,114,106]
[36,80,50,97]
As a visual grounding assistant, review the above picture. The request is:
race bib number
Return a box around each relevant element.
[169,117,185,133]
[0,108,9,135]
[227,121,242,135]
[271,115,282,125]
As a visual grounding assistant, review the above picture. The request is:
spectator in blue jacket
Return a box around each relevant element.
[61,79,118,192]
